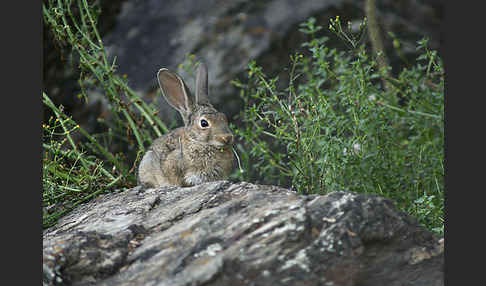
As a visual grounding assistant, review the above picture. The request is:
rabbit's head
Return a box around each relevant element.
[157,63,234,147]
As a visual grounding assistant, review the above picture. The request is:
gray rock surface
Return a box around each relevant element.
[43,181,444,286]
[104,0,342,91]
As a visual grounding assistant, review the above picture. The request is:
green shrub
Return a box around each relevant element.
[42,0,170,228]
[232,17,444,234]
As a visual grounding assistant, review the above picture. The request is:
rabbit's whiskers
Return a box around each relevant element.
[232,147,244,173]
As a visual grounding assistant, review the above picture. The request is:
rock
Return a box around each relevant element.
[43,181,444,285]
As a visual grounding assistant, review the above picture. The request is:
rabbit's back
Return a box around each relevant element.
[137,128,184,188]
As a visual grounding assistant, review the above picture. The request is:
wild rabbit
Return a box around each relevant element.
[137,62,235,188]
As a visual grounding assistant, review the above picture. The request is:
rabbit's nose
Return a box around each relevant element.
[219,134,234,145]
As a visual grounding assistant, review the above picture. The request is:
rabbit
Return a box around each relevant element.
[137,62,235,188]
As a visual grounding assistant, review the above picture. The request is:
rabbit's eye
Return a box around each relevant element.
[200,119,209,128]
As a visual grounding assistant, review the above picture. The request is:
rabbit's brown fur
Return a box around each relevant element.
[137,63,235,188]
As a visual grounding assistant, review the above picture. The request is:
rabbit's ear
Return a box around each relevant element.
[157,68,194,124]
[195,62,211,106]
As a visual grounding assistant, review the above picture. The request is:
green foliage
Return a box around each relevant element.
[233,17,444,234]
[42,0,169,228]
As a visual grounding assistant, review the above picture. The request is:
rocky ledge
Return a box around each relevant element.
[43,181,443,286]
